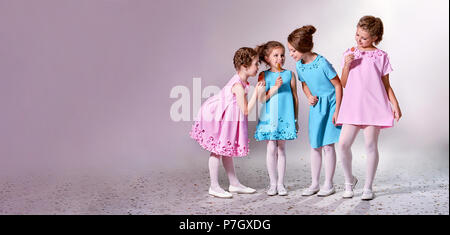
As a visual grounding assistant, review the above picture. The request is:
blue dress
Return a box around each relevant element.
[254,70,297,141]
[296,54,341,148]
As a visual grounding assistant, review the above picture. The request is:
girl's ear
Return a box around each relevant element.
[372,35,378,43]
[264,55,269,64]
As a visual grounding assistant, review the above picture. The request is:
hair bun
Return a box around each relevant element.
[302,25,316,35]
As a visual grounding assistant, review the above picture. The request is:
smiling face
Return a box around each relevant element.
[287,42,303,62]
[265,47,285,69]
[355,27,378,48]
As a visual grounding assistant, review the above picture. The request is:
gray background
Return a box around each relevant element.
[0,0,448,214]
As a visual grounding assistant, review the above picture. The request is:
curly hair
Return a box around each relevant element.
[357,16,384,45]
[233,47,258,70]
[287,25,316,53]
[255,41,285,66]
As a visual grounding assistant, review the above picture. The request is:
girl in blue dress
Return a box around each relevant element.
[287,25,343,197]
[254,41,299,196]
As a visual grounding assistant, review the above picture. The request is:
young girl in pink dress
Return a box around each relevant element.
[190,47,265,198]
[336,16,402,200]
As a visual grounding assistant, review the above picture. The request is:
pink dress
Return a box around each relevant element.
[336,47,394,128]
[189,74,249,157]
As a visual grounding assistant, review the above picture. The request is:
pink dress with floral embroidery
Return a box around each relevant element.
[189,74,249,157]
[336,47,394,128]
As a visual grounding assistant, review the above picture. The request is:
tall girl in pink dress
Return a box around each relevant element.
[336,16,402,200]
[190,47,265,198]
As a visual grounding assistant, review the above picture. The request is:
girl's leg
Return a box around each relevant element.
[221,155,243,188]
[276,140,287,188]
[362,126,381,191]
[309,146,322,190]
[209,153,226,193]
[322,144,337,190]
[266,140,278,189]
[338,124,360,191]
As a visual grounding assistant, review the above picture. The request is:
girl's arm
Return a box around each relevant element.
[381,74,402,122]
[290,72,299,131]
[257,72,267,103]
[330,75,343,125]
[301,82,318,106]
[233,82,264,116]
[260,77,283,102]
[340,54,354,88]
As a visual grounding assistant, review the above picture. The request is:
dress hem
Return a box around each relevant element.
[189,122,249,157]
[309,139,340,149]
[255,136,298,141]
[336,121,393,129]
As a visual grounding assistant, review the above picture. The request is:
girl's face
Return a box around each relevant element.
[244,57,259,77]
[265,47,285,68]
[287,42,302,62]
[355,27,377,48]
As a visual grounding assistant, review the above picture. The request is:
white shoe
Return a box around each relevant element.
[342,190,354,198]
[302,186,320,196]
[228,185,256,194]
[342,176,358,199]
[277,185,288,196]
[267,185,277,196]
[361,189,374,200]
[317,186,336,197]
[209,188,232,198]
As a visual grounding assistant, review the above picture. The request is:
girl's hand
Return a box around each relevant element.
[257,80,265,87]
[275,77,283,88]
[256,81,265,94]
[308,95,318,106]
[344,54,355,68]
[393,105,402,122]
[332,111,338,126]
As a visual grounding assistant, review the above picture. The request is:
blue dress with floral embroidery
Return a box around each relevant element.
[254,70,297,141]
[296,54,341,148]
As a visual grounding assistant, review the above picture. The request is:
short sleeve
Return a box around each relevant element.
[382,53,393,76]
[322,58,337,80]
[296,66,305,82]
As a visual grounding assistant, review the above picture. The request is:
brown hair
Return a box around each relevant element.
[287,25,316,53]
[357,16,384,45]
[233,47,258,70]
[255,41,285,65]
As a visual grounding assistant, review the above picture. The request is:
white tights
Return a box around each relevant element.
[209,153,245,193]
[308,144,336,190]
[338,124,380,191]
[266,140,286,188]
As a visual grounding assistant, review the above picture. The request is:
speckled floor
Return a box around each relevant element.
[0,149,448,215]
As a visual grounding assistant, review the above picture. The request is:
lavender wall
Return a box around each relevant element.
[1,0,448,176]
